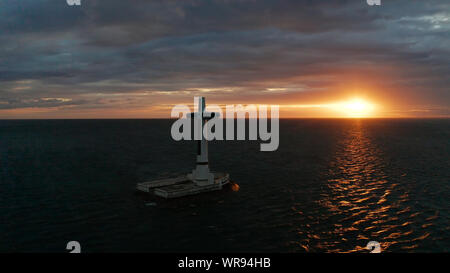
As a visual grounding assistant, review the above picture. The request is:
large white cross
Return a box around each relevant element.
[189,97,219,185]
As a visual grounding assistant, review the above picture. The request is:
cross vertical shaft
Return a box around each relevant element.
[190,97,218,185]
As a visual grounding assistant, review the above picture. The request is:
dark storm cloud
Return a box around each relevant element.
[0,0,448,112]
[0,0,84,35]
[77,0,382,46]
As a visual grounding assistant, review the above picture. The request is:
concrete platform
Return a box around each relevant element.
[136,173,230,198]
[136,175,188,193]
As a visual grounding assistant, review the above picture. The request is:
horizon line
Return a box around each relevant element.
[1,117,449,120]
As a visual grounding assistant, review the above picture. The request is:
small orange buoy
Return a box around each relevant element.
[231,183,240,192]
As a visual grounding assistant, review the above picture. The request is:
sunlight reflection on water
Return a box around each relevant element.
[293,120,434,253]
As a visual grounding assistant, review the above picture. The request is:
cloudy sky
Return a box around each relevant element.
[0,0,449,118]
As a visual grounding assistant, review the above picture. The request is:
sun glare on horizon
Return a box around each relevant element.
[337,98,376,118]
[282,97,380,118]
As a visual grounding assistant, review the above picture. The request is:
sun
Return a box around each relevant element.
[337,99,376,118]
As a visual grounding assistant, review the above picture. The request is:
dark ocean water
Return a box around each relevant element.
[0,119,449,253]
